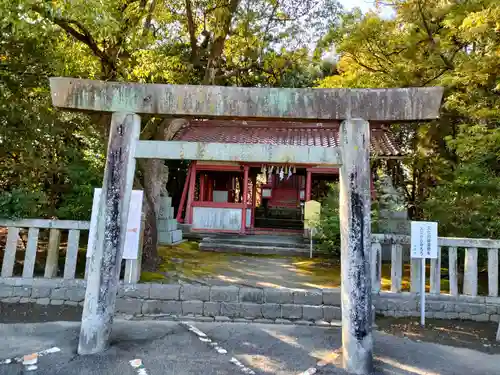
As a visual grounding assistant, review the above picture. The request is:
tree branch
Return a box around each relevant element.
[143,0,158,35]
[32,5,120,78]
[416,0,453,70]
[346,53,385,74]
[203,0,241,84]
[185,0,199,63]
[32,5,105,60]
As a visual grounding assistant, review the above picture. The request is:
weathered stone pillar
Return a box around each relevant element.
[78,112,140,355]
[339,118,373,374]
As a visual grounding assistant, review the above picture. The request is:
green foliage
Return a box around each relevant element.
[0,23,104,220]
[314,184,341,256]
[314,183,381,257]
[318,0,500,239]
[0,0,342,224]
[423,125,500,239]
[0,188,48,219]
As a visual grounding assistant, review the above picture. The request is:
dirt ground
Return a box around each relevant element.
[376,315,500,354]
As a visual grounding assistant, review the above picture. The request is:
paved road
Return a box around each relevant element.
[1,319,500,375]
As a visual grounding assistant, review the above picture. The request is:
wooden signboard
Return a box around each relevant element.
[304,200,321,229]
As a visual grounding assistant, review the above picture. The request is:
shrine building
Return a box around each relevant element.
[174,119,402,234]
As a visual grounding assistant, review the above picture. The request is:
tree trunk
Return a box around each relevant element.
[139,118,187,271]
[140,159,164,270]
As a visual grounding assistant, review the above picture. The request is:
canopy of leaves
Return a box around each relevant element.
[0,0,340,232]
[317,0,500,238]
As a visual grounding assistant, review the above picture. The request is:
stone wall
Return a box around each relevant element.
[375,291,500,322]
[1,278,499,324]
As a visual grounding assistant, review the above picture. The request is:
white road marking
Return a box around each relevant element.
[0,347,61,366]
[230,357,256,374]
[129,358,150,375]
[215,347,227,354]
[181,321,207,337]
[181,322,255,374]
[23,353,38,366]
[298,368,317,375]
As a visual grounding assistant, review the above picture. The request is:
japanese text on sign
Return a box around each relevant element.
[87,188,143,260]
[411,221,438,259]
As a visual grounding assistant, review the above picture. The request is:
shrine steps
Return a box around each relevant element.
[199,234,310,256]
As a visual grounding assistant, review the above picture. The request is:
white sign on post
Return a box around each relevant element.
[411,221,438,259]
[410,221,438,327]
[87,188,143,260]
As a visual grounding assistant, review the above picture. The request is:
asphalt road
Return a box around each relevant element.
[1,319,500,375]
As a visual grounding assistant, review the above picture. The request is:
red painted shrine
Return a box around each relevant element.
[175,120,401,234]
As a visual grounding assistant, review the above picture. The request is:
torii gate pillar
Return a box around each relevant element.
[339,118,372,374]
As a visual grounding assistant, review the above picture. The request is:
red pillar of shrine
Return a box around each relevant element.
[251,175,257,228]
[207,176,213,201]
[176,163,192,223]
[186,162,197,224]
[199,173,206,201]
[305,170,312,201]
[240,166,249,234]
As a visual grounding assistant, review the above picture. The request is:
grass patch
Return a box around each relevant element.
[290,258,454,292]
[291,258,489,293]
[140,241,491,294]
[140,241,236,282]
[290,259,342,288]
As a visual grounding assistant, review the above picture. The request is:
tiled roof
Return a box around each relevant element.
[173,120,402,157]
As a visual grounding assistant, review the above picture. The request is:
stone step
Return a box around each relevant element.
[159,229,183,245]
[158,218,178,232]
[201,237,310,249]
[199,242,310,256]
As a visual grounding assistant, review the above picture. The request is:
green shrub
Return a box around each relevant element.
[314,183,341,256]
[314,183,380,257]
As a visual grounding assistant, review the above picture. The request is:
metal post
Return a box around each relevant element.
[309,229,313,259]
[339,118,373,374]
[421,258,426,326]
[78,112,140,355]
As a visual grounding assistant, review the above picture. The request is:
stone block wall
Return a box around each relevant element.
[158,196,183,245]
[374,292,500,322]
[1,278,499,325]
[0,279,343,324]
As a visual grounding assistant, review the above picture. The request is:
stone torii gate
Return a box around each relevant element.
[49,78,443,375]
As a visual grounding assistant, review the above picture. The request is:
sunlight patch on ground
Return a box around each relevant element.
[255,281,287,289]
[314,350,342,366]
[215,275,243,283]
[261,328,302,349]
[376,356,440,375]
[237,354,286,373]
